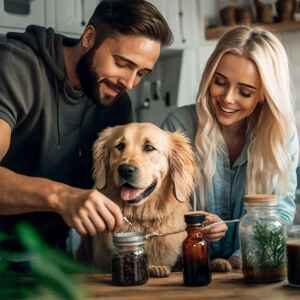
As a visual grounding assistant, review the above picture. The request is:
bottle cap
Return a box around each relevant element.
[184,212,205,225]
[113,232,145,247]
[244,194,277,206]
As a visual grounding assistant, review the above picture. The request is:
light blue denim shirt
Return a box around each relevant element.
[162,104,298,259]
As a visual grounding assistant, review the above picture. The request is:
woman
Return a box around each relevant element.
[162,26,299,271]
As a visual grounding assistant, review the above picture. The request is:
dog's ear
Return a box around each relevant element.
[168,131,197,202]
[93,127,114,190]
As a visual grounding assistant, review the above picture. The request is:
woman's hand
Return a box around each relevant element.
[197,211,228,241]
[228,255,241,269]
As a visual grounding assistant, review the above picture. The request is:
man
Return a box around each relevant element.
[0,0,172,251]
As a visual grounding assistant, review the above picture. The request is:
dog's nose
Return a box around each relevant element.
[118,164,137,180]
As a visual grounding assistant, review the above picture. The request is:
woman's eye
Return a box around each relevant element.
[115,143,125,151]
[240,88,252,98]
[144,144,156,152]
[214,76,227,86]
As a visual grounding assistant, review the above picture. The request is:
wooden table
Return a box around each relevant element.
[80,271,300,300]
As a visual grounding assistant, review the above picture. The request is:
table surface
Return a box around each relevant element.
[79,271,300,300]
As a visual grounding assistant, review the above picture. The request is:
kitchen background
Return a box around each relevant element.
[0,0,299,223]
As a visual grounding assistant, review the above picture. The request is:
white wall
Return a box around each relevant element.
[280,31,300,128]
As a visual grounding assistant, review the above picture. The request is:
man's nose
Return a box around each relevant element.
[120,71,138,90]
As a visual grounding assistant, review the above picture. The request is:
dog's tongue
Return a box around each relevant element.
[120,186,143,201]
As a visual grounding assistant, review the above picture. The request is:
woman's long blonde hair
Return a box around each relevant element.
[195,26,295,198]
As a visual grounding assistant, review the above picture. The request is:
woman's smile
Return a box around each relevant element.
[217,102,240,114]
[209,53,262,130]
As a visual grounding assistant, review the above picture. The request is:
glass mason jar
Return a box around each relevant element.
[183,212,211,286]
[239,194,286,283]
[111,232,149,286]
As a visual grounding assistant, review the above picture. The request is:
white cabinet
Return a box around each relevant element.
[54,0,99,36]
[179,0,201,47]
[0,0,46,31]
[0,0,200,43]
[148,0,200,49]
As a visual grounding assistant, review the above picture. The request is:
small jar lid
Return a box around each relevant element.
[184,212,205,225]
[113,232,145,246]
[244,194,277,206]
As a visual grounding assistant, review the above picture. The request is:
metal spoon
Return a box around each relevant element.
[202,218,240,230]
[122,217,133,226]
[145,229,186,240]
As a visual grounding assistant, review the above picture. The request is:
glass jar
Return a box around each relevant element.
[183,212,211,286]
[239,194,286,283]
[111,232,149,286]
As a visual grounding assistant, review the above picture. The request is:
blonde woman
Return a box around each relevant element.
[162,26,299,271]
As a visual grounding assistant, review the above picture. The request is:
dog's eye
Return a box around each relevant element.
[144,144,156,152]
[115,142,125,151]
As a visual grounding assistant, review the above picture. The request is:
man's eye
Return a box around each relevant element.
[137,70,148,78]
[114,57,129,68]
[116,61,128,68]
[115,142,125,151]
[144,144,156,152]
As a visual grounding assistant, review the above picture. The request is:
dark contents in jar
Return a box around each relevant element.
[112,252,149,286]
[242,265,286,283]
[287,242,300,286]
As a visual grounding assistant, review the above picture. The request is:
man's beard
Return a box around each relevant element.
[76,48,126,106]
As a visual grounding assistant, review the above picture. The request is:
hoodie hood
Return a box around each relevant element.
[7,25,73,81]
[5,25,88,147]
[7,25,85,102]
[6,25,83,91]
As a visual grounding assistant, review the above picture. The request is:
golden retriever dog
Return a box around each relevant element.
[79,122,197,277]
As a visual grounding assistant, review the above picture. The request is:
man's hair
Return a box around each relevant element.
[88,0,173,47]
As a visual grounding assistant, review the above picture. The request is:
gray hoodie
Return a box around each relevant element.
[0,25,132,250]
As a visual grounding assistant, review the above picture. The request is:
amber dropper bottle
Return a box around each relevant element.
[183,213,211,286]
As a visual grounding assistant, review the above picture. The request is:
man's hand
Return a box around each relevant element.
[196,210,228,241]
[51,188,123,236]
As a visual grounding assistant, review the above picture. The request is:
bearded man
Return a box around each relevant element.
[0,0,172,253]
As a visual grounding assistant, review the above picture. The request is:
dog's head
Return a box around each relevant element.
[93,122,197,206]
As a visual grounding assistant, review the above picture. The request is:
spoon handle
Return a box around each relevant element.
[123,217,133,226]
[145,219,240,239]
[202,219,240,230]
[145,229,185,240]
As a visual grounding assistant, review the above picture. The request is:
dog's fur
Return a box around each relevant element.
[79,122,197,277]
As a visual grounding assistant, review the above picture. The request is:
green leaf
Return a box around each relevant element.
[17,224,97,274]
[242,221,285,269]
[30,255,84,300]
[0,223,93,300]
[0,232,8,241]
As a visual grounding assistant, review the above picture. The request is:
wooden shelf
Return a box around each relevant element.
[205,21,300,40]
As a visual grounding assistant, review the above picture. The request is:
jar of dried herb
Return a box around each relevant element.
[112,232,149,286]
[239,194,286,283]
